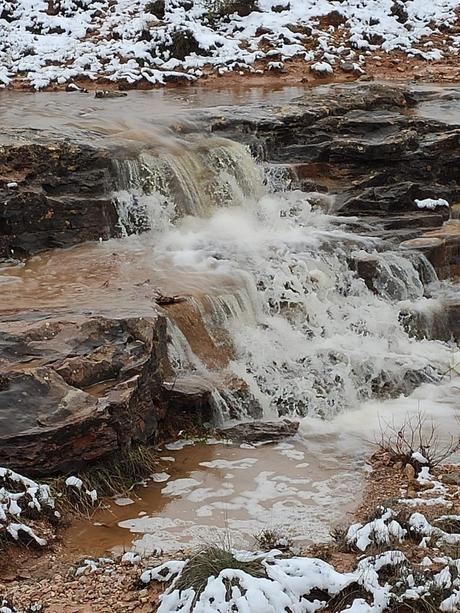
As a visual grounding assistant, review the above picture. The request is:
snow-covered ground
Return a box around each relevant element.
[0,0,459,89]
[140,465,460,612]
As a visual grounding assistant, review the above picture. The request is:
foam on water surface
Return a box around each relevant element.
[2,108,457,556]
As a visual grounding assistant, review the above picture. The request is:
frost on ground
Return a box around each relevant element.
[0,0,459,88]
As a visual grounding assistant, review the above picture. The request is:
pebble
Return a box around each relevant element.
[404,463,416,482]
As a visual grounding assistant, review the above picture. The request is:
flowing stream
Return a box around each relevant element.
[2,89,459,556]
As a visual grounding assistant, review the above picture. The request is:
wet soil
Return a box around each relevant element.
[6,47,460,95]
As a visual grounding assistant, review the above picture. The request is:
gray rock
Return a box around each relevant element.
[216,419,299,444]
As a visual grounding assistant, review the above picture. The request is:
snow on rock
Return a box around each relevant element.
[415,198,450,210]
[0,0,459,88]
[0,466,55,547]
[74,557,114,576]
[399,466,454,507]
[121,551,141,565]
[140,560,187,585]
[310,61,334,76]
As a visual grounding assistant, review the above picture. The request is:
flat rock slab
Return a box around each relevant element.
[216,419,300,444]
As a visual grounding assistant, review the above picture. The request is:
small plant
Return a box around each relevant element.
[50,443,160,517]
[174,546,265,604]
[254,528,293,553]
[376,411,460,469]
[328,582,373,613]
[386,562,451,613]
[330,525,354,553]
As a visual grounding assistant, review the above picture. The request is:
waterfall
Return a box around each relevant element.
[112,136,264,235]
[112,134,456,421]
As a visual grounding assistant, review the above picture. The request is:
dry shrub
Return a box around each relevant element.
[376,411,460,469]
[254,528,293,553]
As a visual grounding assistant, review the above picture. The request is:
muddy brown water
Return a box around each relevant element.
[0,85,306,144]
[64,438,363,557]
[2,82,459,143]
[1,82,460,559]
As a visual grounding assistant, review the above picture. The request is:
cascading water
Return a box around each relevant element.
[113,136,264,236]
[111,135,457,421]
[62,127,460,557]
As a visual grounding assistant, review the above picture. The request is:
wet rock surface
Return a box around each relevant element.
[0,313,220,475]
[216,419,300,444]
[206,83,460,231]
[0,133,122,258]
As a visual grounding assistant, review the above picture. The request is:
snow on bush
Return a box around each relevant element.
[0,467,55,547]
[142,550,408,612]
[139,539,460,612]
[346,508,407,552]
[0,0,459,88]
[410,512,460,546]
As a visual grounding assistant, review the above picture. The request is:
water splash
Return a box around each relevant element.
[114,137,456,420]
[113,136,264,235]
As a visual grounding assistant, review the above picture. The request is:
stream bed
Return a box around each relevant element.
[1,82,460,561]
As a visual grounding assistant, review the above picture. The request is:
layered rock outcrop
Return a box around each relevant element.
[0,314,169,475]
[1,83,459,477]
[0,134,120,258]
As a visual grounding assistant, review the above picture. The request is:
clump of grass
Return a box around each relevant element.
[254,528,293,553]
[330,525,355,553]
[376,411,460,469]
[51,444,160,517]
[76,443,159,496]
[174,546,266,604]
[328,582,373,612]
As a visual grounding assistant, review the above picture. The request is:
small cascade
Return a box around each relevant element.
[112,134,457,422]
[112,136,264,235]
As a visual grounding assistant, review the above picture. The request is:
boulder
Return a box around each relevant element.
[0,135,122,258]
[0,314,170,475]
[400,220,460,279]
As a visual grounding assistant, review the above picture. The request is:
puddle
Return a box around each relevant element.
[64,377,460,558]
[64,437,364,557]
